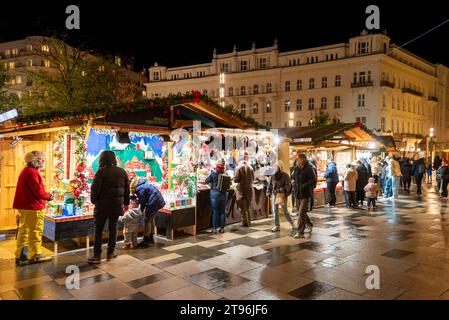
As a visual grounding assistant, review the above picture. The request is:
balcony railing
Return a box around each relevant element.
[351,81,373,88]
[428,96,438,102]
[380,80,394,88]
[402,87,423,97]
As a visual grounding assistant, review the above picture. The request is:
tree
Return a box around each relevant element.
[17,36,143,115]
[312,110,332,126]
[0,64,19,113]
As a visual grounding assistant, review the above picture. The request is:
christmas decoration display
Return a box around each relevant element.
[53,132,65,189]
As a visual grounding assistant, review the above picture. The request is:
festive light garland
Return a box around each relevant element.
[53,132,65,189]
[71,127,88,208]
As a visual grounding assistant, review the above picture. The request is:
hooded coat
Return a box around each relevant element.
[134,179,166,215]
[344,167,358,192]
[356,163,369,191]
[90,151,130,216]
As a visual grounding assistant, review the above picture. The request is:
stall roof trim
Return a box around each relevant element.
[277,123,378,145]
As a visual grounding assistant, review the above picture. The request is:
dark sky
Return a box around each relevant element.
[1,0,449,70]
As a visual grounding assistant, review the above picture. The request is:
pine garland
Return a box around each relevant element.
[15,91,266,128]
[71,127,88,208]
[53,132,65,189]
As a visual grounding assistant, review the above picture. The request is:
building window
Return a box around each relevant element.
[284,121,288,128]
[267,83,272,93]
[368,71,372,83]
[253,84,258,94]
[41,45,50,52]
[391,96,395,109]
[297,80,302,91]
[240,104,247,115]
[358,94,365,107]
[240,60,248,71]
[321,97,327,109]
[153,72,159,81]
[203,89,208,95]
[382,94,386,108]
[335,75,341,87]
[322,77,327,88]
[266,101,272,113]
[308,98,315,110]
[356,116,367,125]
[285,81,290,92]
[309,78,315,89]
[229,87,233,97]
[296,99,302,111]
[241,86,246,95]
[296,121,302,127]
[284,100,291,112]
[260,58,268,69]
[266,121,272,127]
[357,42,369,54]
[27,59,33,67]
[397,121,400,133]
[381,117,386,132]
[221,63,229,72]
[359,72,366,83]
[43,60,50,68]
[253,103,259,114]
[334,96,341,108]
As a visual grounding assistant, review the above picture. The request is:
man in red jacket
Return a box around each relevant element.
[14,151,54,266]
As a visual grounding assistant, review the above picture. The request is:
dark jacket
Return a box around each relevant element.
[401,162,413,181]
[267,171,292,197]
[356,164,369,191]
[134,179,165,215]
[412,158,426,176]
[309,160,318,189]
[363,160,372,178]
[324,161,339,183]
[291,162,317,200]
[205,169,226,192]
[233,161,254,201]
[91,151,130,216]
[442,166,449,182]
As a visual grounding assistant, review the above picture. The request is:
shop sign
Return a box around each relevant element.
[0,108,18,123]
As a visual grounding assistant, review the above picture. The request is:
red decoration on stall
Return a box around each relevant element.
[192,90,201,103]
[150,101,154,107]
[355,120,362,128]
[66,135,72,180]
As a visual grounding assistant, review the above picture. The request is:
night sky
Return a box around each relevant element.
[1,0,449,70]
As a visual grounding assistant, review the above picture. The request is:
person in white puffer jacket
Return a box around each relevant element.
[119,195,144,249]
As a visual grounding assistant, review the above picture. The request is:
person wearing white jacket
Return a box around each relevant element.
[370,156,382,183]
[389,156,402,199]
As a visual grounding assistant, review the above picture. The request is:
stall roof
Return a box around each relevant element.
[375,135,397,151]
[278,123,380,146]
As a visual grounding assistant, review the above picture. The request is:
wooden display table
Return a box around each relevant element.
[43,214,94,255]
[154,206,196,240]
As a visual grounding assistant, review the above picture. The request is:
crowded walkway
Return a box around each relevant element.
[1,178,449,300]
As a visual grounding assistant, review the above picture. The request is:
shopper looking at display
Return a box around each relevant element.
[134,176,165,247]
[233,152,254,227]
[343,163,358,208]
[308,158,318,212]
[324,158,339,208]
[267,160,295,233]
[205,158,228,233]
[89,150,130,264]
[14,151,54,266]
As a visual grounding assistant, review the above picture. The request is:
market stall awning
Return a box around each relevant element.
[375,135,397,152]
[278,123,383,147]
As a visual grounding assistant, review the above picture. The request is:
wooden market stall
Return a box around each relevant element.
[0,93,270,245]
[277,123,389,208]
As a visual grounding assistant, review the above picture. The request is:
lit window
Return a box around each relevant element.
[285,81,290,92]
[44,60,50,68]
[296,121,302,127]
[266,101,272,113]
[41,45,50,52]
[240,60,248,71]
[98,65,105,72]
[297,80,302,90]
[240,103,247,115]
[228,87,233,96]
[289,120,294,127]
[253,103,259,114]
[284,100,291,112]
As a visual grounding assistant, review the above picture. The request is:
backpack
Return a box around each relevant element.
[217,174,231,192]
[418,163,425,175]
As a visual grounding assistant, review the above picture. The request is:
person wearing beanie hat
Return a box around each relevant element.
[13,151,54,266]
[205,158,228,233]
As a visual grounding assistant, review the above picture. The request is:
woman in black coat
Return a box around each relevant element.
[356,160,369,206]
[401,159,413,193]
[89,151,130,264]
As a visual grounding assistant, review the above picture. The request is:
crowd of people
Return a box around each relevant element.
[14,148,449,267]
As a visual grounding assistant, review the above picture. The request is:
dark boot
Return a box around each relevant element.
[137,236,149,248]
[148,234,154,244]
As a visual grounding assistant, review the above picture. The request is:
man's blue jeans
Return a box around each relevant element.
[210,190,227,230]
[272,195,294,227]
